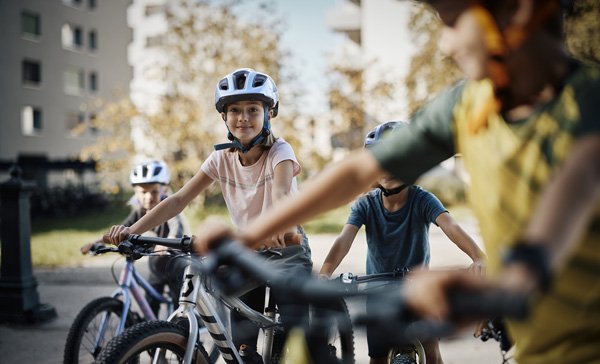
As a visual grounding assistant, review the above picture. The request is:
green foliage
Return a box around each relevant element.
[82,0,301,203]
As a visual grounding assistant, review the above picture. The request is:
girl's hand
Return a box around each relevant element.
[104,225,131,245]
[80,242,95,255]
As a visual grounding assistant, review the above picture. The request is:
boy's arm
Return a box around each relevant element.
[435,212,486,273]
[244,150,384,248]
[319,224,360,278]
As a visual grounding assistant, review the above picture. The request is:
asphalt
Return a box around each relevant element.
[0,228,511,364]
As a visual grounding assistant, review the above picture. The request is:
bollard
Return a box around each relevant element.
[0,164,56,323]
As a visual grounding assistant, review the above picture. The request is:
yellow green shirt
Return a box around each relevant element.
[371,63,600,363]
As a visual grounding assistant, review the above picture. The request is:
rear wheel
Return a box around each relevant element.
[64,296,136,364]
[95,320,211,364]
[306,299,355,364]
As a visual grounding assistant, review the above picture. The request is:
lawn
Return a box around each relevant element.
[17,200,471,268]
[20,203,351,268]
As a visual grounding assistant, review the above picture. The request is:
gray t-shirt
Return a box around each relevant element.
[347,186,447,274]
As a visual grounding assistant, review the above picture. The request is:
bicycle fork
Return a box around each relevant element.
[164,264,243,364]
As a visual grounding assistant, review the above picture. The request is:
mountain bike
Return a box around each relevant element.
[95,234,354,364]
[63,243,176,363]
[335,270,426,364]
[96,235,528,364]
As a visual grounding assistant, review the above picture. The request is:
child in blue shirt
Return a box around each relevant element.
[319,121,485,364]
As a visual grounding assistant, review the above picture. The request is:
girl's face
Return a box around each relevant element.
[437,4,489,80]
[134,183,164,210]
[222,100,269,145]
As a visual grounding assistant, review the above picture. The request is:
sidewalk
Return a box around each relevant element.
[0,224,509,363]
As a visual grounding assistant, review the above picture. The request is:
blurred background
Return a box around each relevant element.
[0,0,598,267]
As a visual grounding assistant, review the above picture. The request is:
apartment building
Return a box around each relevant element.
[0,0,132,186]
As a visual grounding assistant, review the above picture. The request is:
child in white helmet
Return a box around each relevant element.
[82,160,189,315]
[320,121,485,364]
[105,68,312,360]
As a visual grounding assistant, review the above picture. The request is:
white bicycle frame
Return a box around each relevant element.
[154,262,281,364]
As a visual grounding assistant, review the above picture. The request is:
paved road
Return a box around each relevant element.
[0,214,511,363]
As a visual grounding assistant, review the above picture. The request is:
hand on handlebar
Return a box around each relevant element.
[103,225,131,245]
[403,269,487,321]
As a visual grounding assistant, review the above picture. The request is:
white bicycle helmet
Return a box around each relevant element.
[364,121,408,148]
[129,160,170,185]
[214,68,279,117]
[213,68,279,153]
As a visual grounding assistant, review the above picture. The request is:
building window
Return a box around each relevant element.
[62,23,83,49]
[89,71,98,91]
[21,11,41,38]
[66,111,86,136]
[64,67,85,95]
[22,59,41,85]
[88,30,97,51]
[88,0,97,10]
[21,106,42,135]
[89,113,98,134]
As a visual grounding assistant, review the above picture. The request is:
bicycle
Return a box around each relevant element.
[96,236,528,364]
[62,242,218,363]
[335,270,426,364]
[95,234,354,364]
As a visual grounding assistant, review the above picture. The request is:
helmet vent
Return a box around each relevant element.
[153,166,162,176]
[141,165,148,177]
[219,79,228,90]
[253,74,267,87]
[233,71,248,89]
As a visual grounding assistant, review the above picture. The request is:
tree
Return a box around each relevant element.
[82,0,299,201]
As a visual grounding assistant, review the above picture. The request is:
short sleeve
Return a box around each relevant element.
[269,139,301,177]
[346,195,367,228]
[417,189,447,226]
[200,151,219,181]
[370,81,466,184]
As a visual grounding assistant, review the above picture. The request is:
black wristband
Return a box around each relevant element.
[503,243,553,293]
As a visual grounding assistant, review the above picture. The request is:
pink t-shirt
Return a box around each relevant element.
[200,138,301,228]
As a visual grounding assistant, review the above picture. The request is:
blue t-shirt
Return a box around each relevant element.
[347,185,447,274]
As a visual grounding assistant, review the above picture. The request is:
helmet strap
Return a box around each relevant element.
[213,106,271,153]
[378,184,409,197]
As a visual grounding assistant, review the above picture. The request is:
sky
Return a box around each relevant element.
[234,0,342,114]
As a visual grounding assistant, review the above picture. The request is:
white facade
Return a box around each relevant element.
[0,0,132,184]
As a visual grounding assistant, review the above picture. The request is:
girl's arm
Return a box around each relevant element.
[268,160,296,247]
[319,224,360,277]
[106,170,213,244]
[435,212,486,274]
[193,150,385,253]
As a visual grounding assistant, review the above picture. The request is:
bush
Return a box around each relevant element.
[30,184,111,217]
[417,173,467,207]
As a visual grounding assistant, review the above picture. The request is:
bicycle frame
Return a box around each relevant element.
[157,263,281,364]
[93,257,173,352]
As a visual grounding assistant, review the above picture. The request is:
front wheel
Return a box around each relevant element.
[389,341,426,364]
[305,299,355,364]
[63,296,136,364]
[95,320,211,364]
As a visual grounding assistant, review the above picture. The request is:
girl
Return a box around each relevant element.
[105,68,312,359]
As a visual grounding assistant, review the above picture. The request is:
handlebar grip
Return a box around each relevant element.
[448,289,529,320]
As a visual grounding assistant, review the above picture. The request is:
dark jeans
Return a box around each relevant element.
[147,254,189,316]
[230,245,313,351]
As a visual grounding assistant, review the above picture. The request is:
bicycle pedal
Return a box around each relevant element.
[239,344,264,364]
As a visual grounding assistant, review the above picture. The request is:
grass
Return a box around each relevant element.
[18,201,472,268]
[20,202,350,268]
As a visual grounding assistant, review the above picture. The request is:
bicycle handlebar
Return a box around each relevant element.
[206,240,530,321]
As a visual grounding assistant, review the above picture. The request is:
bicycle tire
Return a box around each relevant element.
[95,320,211,364]
[63,296,137,364]
[309,299,355,364]
[388,342,425,364]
